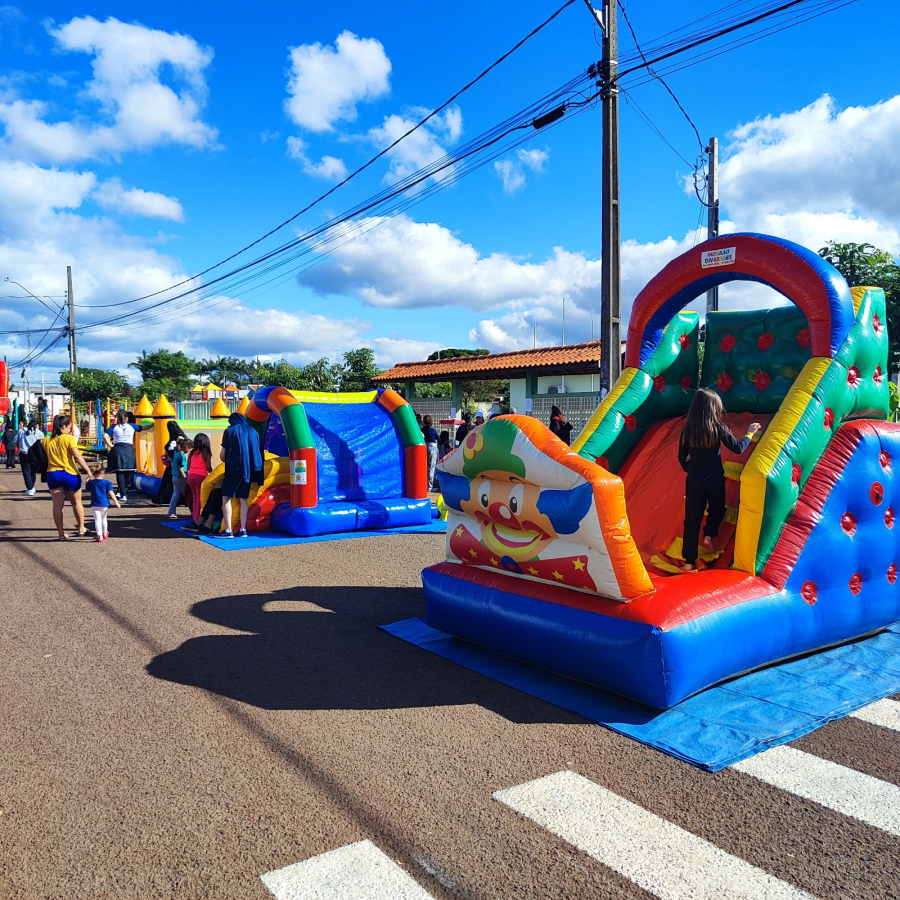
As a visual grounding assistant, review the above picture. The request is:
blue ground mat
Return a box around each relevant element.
[160,518,446,549]
[382,617,900,771]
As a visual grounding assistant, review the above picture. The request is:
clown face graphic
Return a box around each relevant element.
[460,475,558,562]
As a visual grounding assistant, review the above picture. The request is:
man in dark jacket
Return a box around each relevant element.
[455,412,472,446]
[217,412,264,538]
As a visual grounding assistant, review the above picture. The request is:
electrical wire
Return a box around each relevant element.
[617,0,704,154]
[73,0,580,312]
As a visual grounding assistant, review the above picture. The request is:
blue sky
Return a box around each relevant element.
[1,0,897,385]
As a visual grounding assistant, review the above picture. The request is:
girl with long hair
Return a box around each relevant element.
[678,388,761,571]
[182,433,213,532]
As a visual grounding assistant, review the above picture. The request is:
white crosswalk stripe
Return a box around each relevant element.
[260,840,436,900]
[849,697,900,731]
[494,770,816,900]
[732,744,900,836]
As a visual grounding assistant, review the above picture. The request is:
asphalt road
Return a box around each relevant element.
[1,467,899,900]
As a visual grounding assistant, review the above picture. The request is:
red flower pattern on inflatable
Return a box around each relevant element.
[720,334,736,352]
[757,332,774,351]
[753,371,771,391]
[679,333,691,350]
[652,375,666,393]
[888,563,897,585]
[624,414,637,431]
[791,464,801,485]
[880,451,892,471]
[849,573,862,595]
[870,481,885,505]
[840,512,857,536]
[847,366,861,386]
[824,408,834,428]
[797,327,811,348]
[801,581,818,605]
[873,314,883,334]
[680,374,692,391]
[885,507,895,529]
[716,373,733,392]
[874,365,883,385]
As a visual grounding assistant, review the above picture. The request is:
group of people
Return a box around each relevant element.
[7,390,755,568]
[5,407,264,543]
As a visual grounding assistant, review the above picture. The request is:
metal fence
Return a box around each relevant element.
[177,398,241,419]
[408,399,453,421]
[529,396,599,442]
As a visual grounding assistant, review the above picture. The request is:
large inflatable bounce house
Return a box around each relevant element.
[424,233,900,708]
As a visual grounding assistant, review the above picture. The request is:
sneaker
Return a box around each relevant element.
[237,529,248,538]
[197,525,212,536]
[181,522,201,533]
[25,488,35,496]
[95,535,104,542]
[216,530,234,539]
[104,532,109,539]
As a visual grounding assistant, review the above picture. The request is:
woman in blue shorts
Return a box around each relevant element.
[43,414,94,539]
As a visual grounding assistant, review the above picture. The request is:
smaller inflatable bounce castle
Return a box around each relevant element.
[424,233,900,708]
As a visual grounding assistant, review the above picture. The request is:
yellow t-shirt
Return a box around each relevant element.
[43,434,77,474]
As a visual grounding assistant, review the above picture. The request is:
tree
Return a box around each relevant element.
[427,348,489,361]
[60,368,132,402]
[819,242,900,370]
[339,348,380,393]
[304,358,344,392]
[415,381,452,398]
[128,349,198,400]
[462,378,508,412]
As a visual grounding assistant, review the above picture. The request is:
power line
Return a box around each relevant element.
[617,0,704,154]
[74,0,581,312]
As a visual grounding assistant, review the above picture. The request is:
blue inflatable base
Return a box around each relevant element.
[133,473,162,496]
[159,518,445,549]
[382,617,900,770]
[271,497,433,537]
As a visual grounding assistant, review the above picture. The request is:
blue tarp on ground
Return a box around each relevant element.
[381,617,900,770]
[160,518,445,549]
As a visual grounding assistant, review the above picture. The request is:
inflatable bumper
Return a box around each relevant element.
[271,497,432,537]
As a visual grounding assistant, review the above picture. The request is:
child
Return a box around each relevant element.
[87,463,121,542]
[182,433,212,532]
[678,387,761,572]
[167,437,190,519]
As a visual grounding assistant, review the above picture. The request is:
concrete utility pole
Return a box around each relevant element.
[66,265,77,373]
[597,0,621,396]
[706,137,720,313]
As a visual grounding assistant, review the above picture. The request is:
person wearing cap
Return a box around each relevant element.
[474,411,485,427]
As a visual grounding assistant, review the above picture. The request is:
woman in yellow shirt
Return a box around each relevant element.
[43,415,93,539]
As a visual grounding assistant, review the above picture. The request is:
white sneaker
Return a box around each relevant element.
[25,488,35,496]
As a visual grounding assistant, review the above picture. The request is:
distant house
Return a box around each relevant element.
[190,383,224,401]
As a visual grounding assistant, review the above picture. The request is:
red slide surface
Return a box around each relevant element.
[618,412,771,575]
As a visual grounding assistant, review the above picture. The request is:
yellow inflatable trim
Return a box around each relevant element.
[571,367,639,454]
[287,389,378,404]
[734,357,831,574]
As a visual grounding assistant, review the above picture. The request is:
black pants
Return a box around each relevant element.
[4,446,15,467]
[20,456,35,490]
[683,473,727,565]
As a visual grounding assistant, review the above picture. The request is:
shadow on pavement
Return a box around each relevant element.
[146,586,585,725]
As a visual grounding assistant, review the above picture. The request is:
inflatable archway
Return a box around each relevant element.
[625,233,854,366]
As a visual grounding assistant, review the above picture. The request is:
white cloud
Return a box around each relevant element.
[0,16,217,163]
[494,147,548,194]
[298,213,603,312]
[716,94,900,252]
[92,177,184,221]
[286,135,348,181]
[284,31,391,133]
[366,107,463,184]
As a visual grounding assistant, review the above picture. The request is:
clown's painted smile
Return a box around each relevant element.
[483,519,550,559]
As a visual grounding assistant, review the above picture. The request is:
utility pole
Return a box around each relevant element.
[596,0,621,396]
[66,265,77,373]
[706,137,720,313]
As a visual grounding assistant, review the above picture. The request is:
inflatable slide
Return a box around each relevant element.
[424,233,900,708]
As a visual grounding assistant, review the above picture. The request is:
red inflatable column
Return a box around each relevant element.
[290,447,317,508]
[405,443,427,499]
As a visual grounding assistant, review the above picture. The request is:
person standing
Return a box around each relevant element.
[167,437,189,519]
[183,434,213,532]
[16,419,43,495]
[455,412,472,446]
[3,420,16,468]
[43,415,93,539]
[421,414,439,491]
[549,405,573,445]
[104,409,137,500]
[216,412,263,539]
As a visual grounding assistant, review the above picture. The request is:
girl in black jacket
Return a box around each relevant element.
[678,387,761,571]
